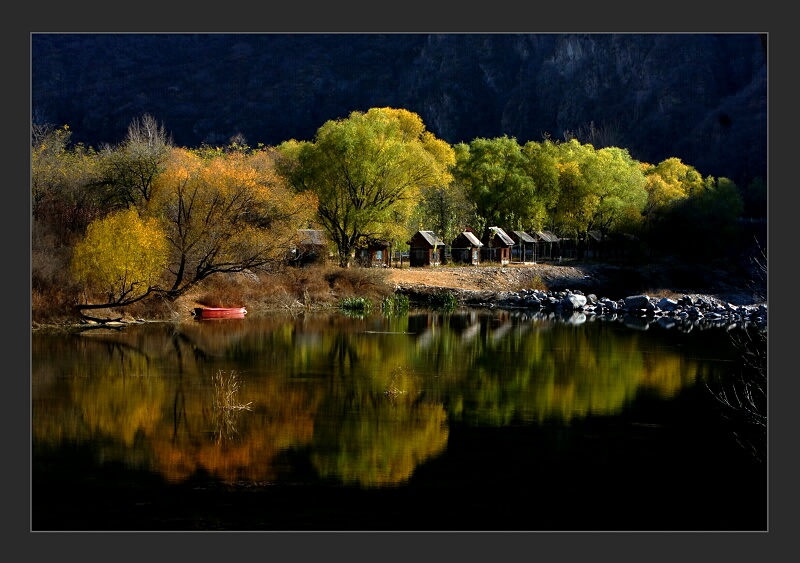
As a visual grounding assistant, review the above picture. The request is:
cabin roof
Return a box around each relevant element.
[411,230,446,247]
[534,230,560,243]
[297,229,326,246]
[487,226,515,246]
[456,231,483,247]
[510,230,536,243]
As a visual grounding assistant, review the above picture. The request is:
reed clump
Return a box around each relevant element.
[211,369,252,443]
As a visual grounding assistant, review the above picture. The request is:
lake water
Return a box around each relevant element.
[31,308,767,531]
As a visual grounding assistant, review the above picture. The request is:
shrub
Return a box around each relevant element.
[528,275,548,292]
[338,296,373,313]
[426,291,458,312]
[381,294,409,316]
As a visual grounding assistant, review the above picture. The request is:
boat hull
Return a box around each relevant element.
[194,307,247,319]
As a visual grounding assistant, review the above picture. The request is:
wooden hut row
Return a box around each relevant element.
[292,227,568,269]
[407,227,563,267]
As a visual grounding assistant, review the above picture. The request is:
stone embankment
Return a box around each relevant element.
[400,286,768,331]
[390,263,767,331]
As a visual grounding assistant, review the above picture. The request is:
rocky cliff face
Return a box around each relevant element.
[32,33,766,186]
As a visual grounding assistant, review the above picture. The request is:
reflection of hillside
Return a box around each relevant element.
[149,369,324,483]
[310,396,449,488]
[450,324,702,425]
[33,313,734,490]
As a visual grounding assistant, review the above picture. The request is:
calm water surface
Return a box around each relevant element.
[31,308,767,531]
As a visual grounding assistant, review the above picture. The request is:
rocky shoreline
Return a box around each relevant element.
[33,261,767,333]
[397,285,767,332]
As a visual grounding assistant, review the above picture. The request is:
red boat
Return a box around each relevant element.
[193,307,248,319]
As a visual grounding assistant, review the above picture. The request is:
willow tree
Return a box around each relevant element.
[551,140,646,247]
[410,181,474,250]
[278,107,455,267]
[146,146,317,298]
[579,145,647,238]
[453,136,537,240]
[549,138,595,239]
[70,207,169,318]
[521,139,562,231]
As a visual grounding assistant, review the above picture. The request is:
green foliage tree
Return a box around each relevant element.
[412,182,474,249]
[581,146,647,236]
[95,114,172,210]
[521,139,562,231]
[278,107,455,267]
[550,140,646,252]
[549,138,595,238]
[70,207,169,315]
[31,123,102,238]
[453,136,538,240]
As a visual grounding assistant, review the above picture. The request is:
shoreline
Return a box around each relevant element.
[31,261,767,331]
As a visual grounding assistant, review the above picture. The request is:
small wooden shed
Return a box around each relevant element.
[534,230,560,261]
[481,226,515,265]
[356,239,391,268]
[450,229,483,266]
[509,230,537,264]
[407,230,445,267]
[293,229,329,265]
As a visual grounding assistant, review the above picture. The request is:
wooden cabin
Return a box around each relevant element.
[481,226,515,265]
[292,229,329,265]
[533,230,560,261]
[407,230,445,267]
[583,229,603,260]
[450,229,483,266]
[356,239,391,268]
[509,230,537,263]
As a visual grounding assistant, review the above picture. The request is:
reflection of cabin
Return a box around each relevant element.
[450,229,483,266]
[407,230,445,267]
[481,226,515,265]
[509,230,537,263]
[293,229,328,265]
[356,239,391,267]
[534,231,560,261]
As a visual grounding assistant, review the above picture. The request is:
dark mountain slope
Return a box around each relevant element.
[31,33,767,186]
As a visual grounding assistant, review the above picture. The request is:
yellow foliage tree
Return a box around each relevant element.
[148,147,317,297]
[70,207,169,313]
[641,157,704,229]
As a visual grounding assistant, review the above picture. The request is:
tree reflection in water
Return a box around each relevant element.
[32,310,766,530]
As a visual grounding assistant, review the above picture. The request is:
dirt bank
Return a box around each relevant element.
[386,261,763,306]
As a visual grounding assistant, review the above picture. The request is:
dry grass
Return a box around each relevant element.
[176,263,395,316]
[211,369,252,443]
[641,288,685,300]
